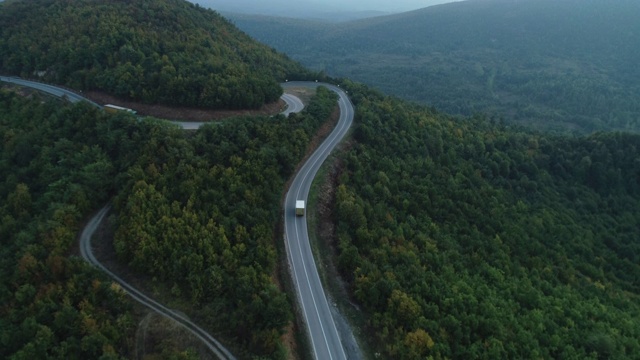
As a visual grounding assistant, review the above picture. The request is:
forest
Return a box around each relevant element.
[0,0,311,109]
[0,81,339,359]
[330,79,640,359]
[229,0,640,133]
[0,91,134,359]
[111,86,338,357]
[3,1,640,359]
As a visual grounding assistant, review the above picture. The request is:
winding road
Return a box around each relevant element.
[0,76,303,129]
[2,76,356,359]
[283,82,354,360]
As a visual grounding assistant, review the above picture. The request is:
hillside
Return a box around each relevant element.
[328,80,640,358]
[229,0,640,133]
[0,80,341,359]
[0,92,134,359]
[0,0,310,109]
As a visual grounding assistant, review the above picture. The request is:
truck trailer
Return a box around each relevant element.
[295,200,305,216]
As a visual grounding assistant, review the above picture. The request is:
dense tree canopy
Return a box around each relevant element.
[109,86,338,358]
[332,80,640,359]
[0,0,311,109]
[0,90,133,359]
[0,81,339,359]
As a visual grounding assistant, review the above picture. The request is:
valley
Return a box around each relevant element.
[228,0,640,133]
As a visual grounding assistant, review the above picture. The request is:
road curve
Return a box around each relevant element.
[0,76,303,129]
[0,76,101,107]
[174,91,303,129]
[80,206,236,360]
[283,81,354,360]
[281,92,305,116]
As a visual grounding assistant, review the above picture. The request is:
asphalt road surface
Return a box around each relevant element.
[0,76,303,129]
[0,76,101,107]
[281,92,305,116]
[283,81,354,360]
[176,91,303,129]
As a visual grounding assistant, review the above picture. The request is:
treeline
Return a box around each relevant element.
[0,90,133,359]
[111,86,338,358]
[0,0,311,109]
[332,80,640,359]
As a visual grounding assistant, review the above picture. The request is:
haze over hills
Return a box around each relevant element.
[192,0,459,20]
[197,0,391,21]
[228,0,640,133]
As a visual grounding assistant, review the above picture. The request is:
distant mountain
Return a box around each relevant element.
[195,0,392,21]
[194,0,334,18]
[0,0,310,109]
[229,0,640,133]
[311,11,392,22]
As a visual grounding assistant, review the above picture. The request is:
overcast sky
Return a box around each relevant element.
[194,0,463,15]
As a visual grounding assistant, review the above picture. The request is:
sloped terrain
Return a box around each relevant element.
[0,0,310,109]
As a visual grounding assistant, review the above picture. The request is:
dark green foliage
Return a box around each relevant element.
[111,87,337,358]
[230,0,640,132]
[0,81,339,358]
[0,91,133,359]
[0,0,310,109]
[332,81,640,359]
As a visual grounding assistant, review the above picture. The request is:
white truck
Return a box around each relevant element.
[295,200,305,216]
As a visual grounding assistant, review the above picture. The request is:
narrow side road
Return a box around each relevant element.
[80,206,236,359]
[76,90,305,358]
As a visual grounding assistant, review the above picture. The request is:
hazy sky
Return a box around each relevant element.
[195,0,463,15]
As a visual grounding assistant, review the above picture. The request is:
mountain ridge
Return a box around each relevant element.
[228,0,640,133]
